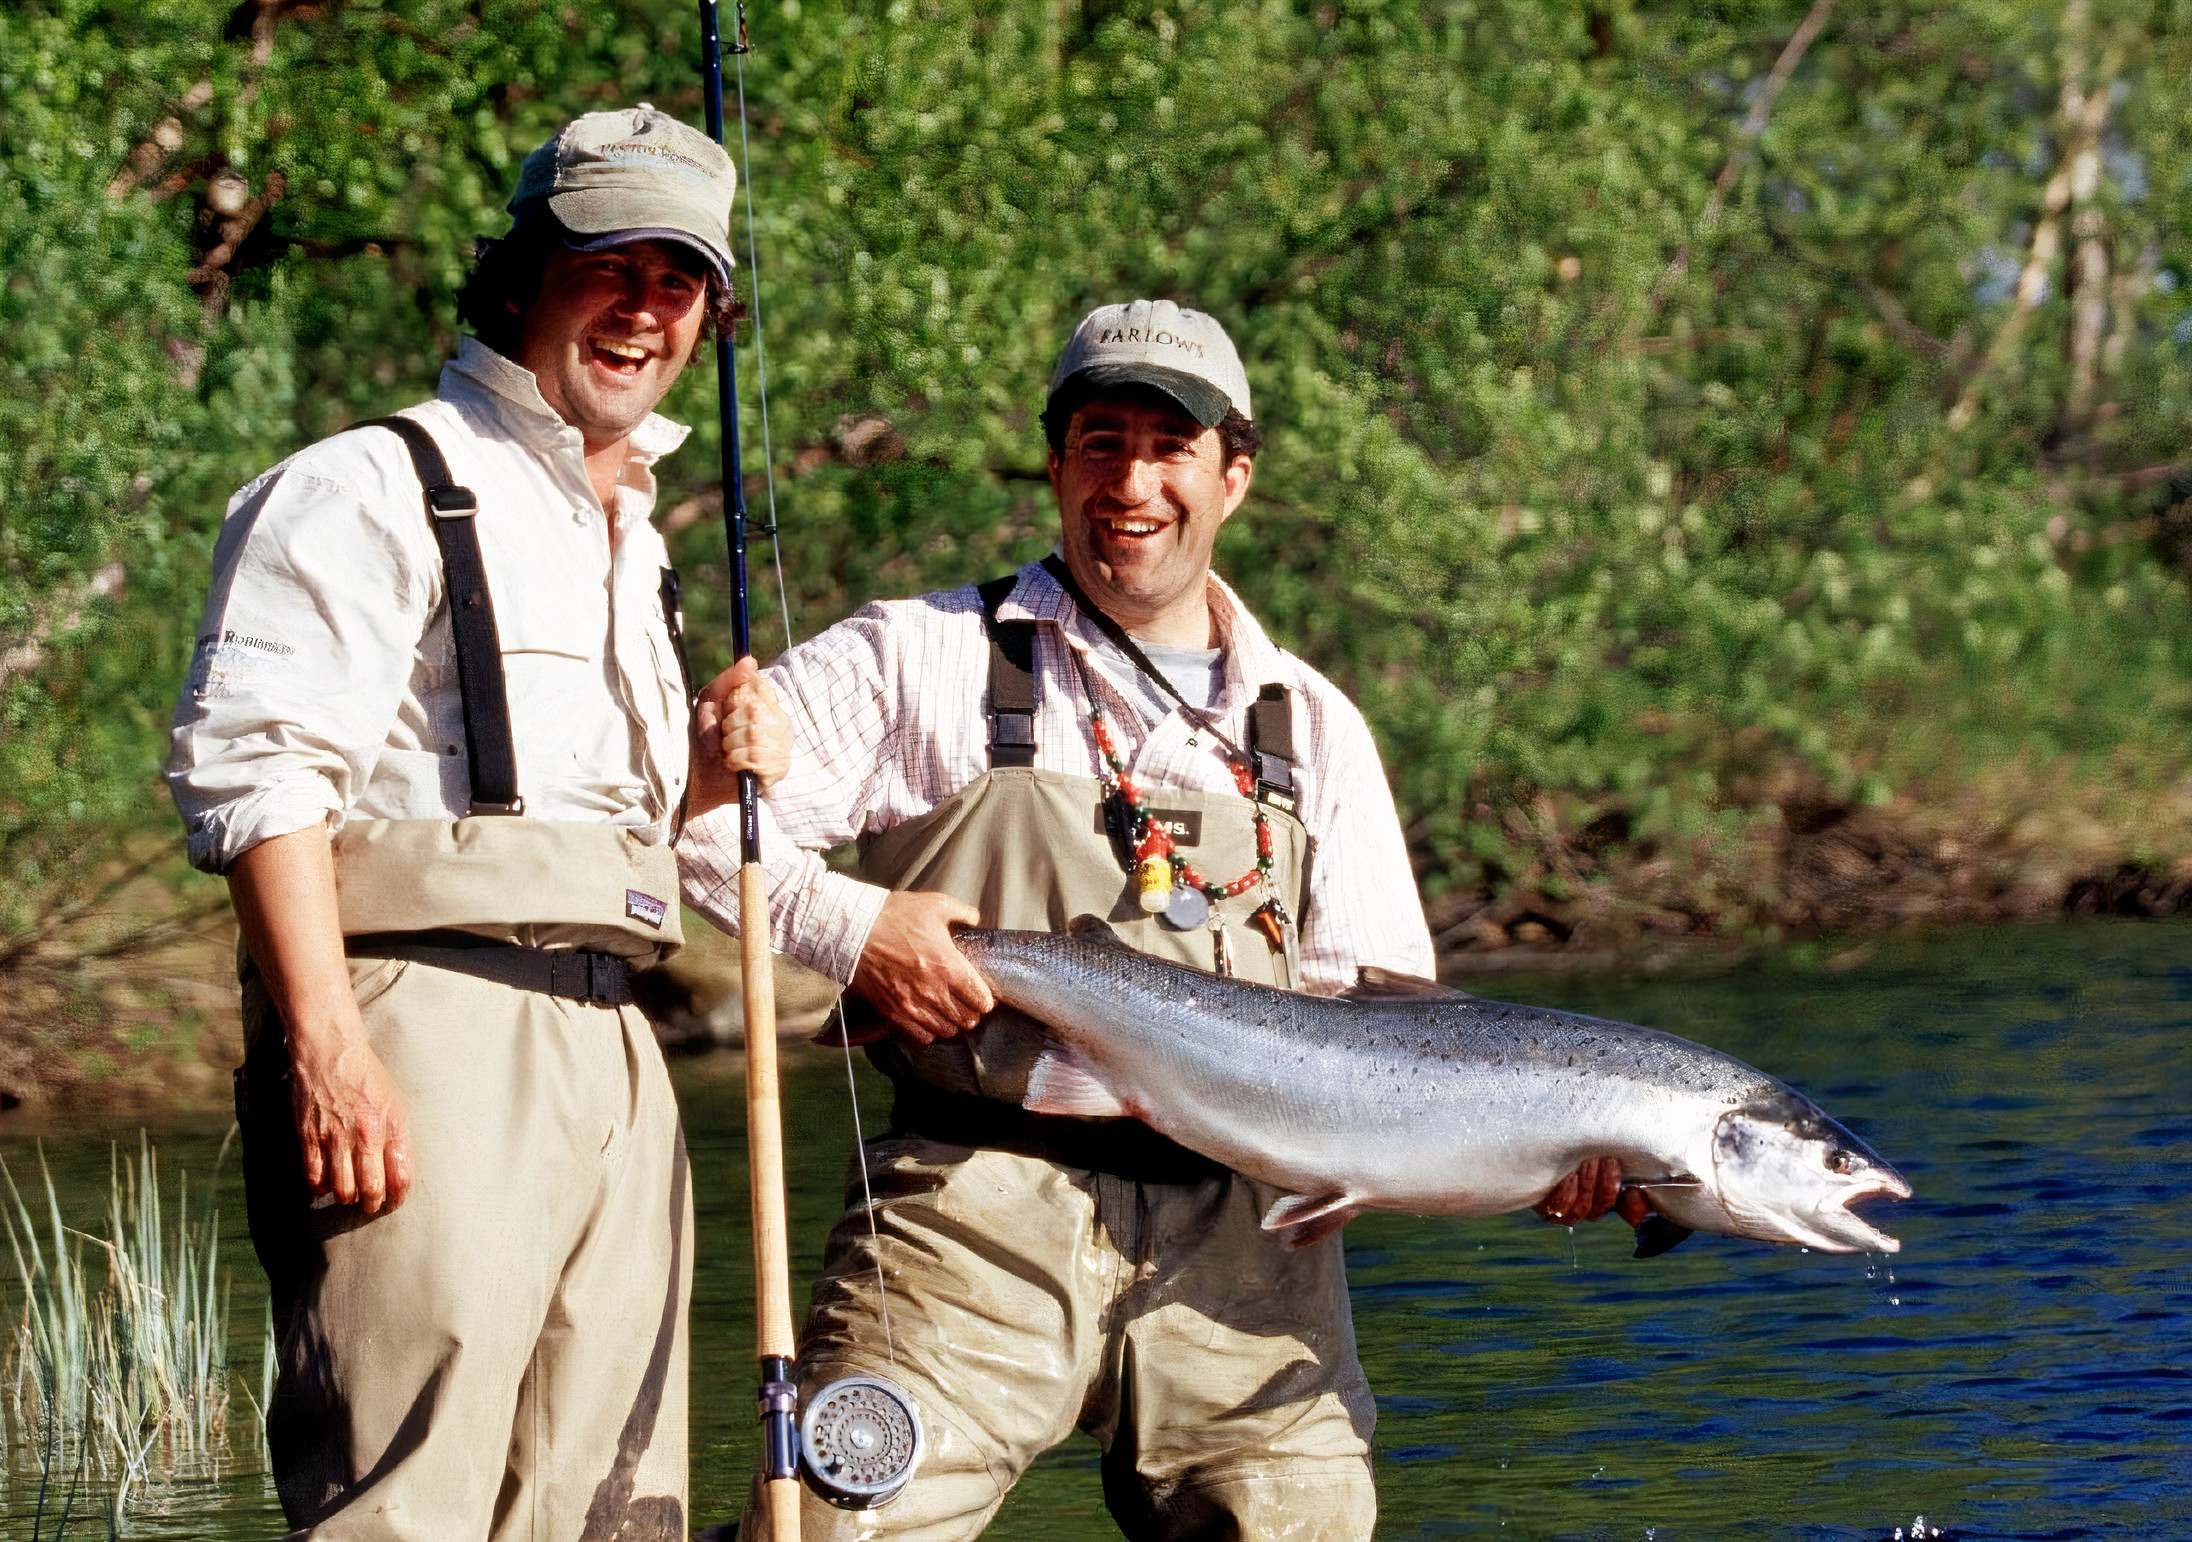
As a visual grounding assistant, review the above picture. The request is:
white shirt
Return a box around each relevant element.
[168,338,692,873]
[677,560,1435,995]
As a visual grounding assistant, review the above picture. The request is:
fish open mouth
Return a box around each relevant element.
[1813,1167,1913,1253]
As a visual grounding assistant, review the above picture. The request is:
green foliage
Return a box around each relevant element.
[8,0,2192,964]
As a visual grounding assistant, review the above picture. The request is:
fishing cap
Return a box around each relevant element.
[511,103,736,287]
[1046,299,1253,427]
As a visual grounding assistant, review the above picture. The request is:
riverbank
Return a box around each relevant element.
[4,793,2186,1118]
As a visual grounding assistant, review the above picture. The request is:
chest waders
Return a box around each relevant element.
[325,417,691,974]
[859,572,1309,1183]
[759,578,1382,1539]
[234,416,703,1540]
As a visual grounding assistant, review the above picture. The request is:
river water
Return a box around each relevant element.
[2,920,2186,1539]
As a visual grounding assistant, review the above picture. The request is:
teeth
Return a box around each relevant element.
[596,340,648,362]
[1110,520,1162,534]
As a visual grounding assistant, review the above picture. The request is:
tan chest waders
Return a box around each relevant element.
[235,415,701,1542]
[765,576,1379,1542]
[328,417,688,986]
[853,572,1310,1181]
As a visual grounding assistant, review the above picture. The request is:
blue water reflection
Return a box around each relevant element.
[0,920,2183,1538]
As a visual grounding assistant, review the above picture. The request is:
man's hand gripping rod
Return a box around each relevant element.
[699,3,800,1538]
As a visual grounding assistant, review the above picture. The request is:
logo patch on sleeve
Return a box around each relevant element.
[625,890,669,929]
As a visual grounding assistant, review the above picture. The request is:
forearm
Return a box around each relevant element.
[227,823,363,1049]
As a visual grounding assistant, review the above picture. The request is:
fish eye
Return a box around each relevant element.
[1826,1148,1856,1174]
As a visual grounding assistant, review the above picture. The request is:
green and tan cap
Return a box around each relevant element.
[1046,299,1252,426]
[512,104,736,286]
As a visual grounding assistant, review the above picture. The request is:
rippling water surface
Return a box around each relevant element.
[3,920,2186,1538]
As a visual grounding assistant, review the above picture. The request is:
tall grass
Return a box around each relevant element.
[0,1135,243,1534]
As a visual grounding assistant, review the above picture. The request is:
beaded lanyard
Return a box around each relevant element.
[1076,657,1289,977]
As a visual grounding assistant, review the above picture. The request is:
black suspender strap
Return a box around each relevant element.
[1036,553,1299,811]
[351,416,523,817]
[1247,682,1298,813]
[659,566,696,705]
[977,573,1038,768]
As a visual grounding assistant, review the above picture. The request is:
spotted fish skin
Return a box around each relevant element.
[954,918,1910,1255]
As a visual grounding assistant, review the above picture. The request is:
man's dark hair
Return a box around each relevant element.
[456,206,741,357]
[1039,377,1262,467]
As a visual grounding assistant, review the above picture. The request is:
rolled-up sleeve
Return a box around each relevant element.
[167,461,433,873]
[677,606,902,984]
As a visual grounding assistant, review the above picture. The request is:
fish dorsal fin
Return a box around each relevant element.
[1066,914,1132,948]
[1023,1046,1131,1119]
[1260,1191,1364,1250]
[1344,966,1473,1001]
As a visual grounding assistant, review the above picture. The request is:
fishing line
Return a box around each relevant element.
[730,36,795,655]
[832,999,900,1371]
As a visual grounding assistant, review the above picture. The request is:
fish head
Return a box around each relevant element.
[1708,1089,1911,1254]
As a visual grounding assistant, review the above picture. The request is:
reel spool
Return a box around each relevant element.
[800,1373,924,1509]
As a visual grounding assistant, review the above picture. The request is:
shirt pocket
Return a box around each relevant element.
[493,583,607,665]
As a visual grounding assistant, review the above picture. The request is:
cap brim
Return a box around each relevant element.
[1058,362,1235,427]
[546,188,734,285]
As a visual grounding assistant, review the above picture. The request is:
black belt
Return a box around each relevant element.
[345,930,634,1007]
[885,1076,1226,1187]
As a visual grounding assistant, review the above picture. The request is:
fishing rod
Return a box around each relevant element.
[697,3,800,1539]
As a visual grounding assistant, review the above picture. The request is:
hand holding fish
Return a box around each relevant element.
[850,890,997,1046]
[1533,1155,1653,1226]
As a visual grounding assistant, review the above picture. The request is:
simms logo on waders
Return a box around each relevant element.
[626,890,669,928]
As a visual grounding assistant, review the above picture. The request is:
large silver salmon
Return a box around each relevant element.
[953,917,1910,1256]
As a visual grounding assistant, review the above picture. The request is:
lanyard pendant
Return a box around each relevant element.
[1209,912,1236,977]
[1249,893,1301,986]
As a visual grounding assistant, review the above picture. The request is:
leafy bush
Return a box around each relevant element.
[8,0,2192,989]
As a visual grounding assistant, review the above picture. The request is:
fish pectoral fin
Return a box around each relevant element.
[1344,966,1474,1001]
[1260,1191,1364,1250]
[811,1000,889,1048]
[1631,1216,1696,1259]
[1023,1047,1131,1119]
[1065,914,1133,948]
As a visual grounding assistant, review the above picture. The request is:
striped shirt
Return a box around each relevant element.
[676,560,1434,995]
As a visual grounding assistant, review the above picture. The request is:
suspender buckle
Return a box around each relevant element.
[468,796,526,817]
[426,484,479,517]
[1250,750,1297,813]
[990,711,1036,749]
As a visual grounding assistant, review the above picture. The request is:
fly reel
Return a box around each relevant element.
[800,1373,924,1509]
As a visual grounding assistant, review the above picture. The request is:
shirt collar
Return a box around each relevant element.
[998,557,1294,702]
[438,335,692,470]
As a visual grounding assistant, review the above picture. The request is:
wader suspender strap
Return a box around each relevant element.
[978,574,1039,768]
[351,416,523,817]
[659,567,697,704]
[1002,559,1302,811]
[1248,683,1298,813]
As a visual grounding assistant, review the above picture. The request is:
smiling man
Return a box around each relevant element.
[167,105,785,1539]
[682,300,1635,1540]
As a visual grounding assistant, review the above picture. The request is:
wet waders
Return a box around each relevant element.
[234,419,694,1541]
[752,579,1377,1542]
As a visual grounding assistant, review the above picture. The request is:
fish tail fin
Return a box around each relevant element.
[1260,1191,1364,1250]
[1024,1047,1131,1119]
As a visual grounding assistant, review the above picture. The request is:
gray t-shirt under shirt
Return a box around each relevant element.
[1067,610,1226,724]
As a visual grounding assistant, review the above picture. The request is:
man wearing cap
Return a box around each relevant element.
[168,104,791,1538]
[682,300,1636,1539]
